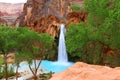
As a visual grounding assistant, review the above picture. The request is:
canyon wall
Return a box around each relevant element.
[15,0,86,37]
[0,3,23,16]
[0,3,24,26]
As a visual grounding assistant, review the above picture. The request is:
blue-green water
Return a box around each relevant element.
[13,60,74,73]
[40,60,74,73]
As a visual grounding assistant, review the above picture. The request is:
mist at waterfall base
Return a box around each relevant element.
[14,24,74,73]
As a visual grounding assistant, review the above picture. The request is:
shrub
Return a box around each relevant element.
[71,4,80,10]
[0,56,3,65]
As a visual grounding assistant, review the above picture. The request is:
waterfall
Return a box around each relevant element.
[58,24,68,62]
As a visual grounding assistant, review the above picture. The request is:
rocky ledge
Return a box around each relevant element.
[50,62,120,80]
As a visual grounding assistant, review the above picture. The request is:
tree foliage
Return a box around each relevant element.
[84,0,120,48]
[0,26,19,80]
[0,26,54,79]
[15,27,54,80]
[66,0,120,66]
[71,4,80,10]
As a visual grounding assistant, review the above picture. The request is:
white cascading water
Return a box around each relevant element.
[58,24,68,62]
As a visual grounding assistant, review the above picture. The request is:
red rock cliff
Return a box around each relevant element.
[15,0,86,37]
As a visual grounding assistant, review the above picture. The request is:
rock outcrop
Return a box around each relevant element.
[0,18,7,26]
[66,11,87,27]
[50,62,120,80]
[15,0,86,37]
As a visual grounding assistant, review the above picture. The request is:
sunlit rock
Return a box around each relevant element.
[50,62,120,80]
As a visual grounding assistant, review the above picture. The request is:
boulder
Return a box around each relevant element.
[50,62,120,80]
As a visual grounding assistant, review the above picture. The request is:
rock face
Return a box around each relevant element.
[0,18,7,26]
[16,0,86,37]
[0,3,24,16]
[66,11,87,27]
[0,2,24,26]
[50,62,120,80]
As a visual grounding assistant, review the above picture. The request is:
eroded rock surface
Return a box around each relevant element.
[0,18,7,26]
[66,11,87,27]
[50,62,120,80]
[16,0,86,37]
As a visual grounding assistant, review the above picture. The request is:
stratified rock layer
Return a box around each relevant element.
[50,62,120,80]
[0,3,23,16]
[0,3,24,26]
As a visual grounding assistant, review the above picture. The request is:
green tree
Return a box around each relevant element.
[84,0,120,48]
[66,23,88,60]
[84,0,120,65]
[27,33,54,80]
[0,26,54,80]
[0,26,19,80]
[66,0,120,66]
[15,28,54,80]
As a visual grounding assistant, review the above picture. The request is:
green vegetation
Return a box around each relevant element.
[0,66,15,79]
[15,28,54,80]
[0,56,3,65]
[15,29,54,80]
[71,4,80,10]
[0,26,19,80]
[0,26,54,80]
[66,0,120,67]
[0,0,120,79]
